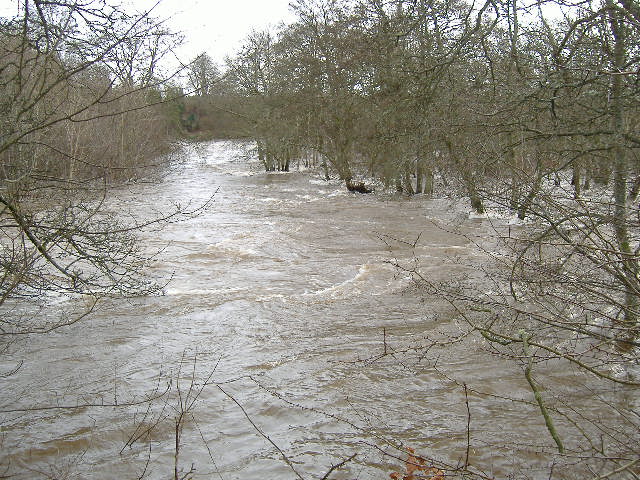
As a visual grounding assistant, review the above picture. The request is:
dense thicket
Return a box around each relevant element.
[214,0,640,477]
[0,1,186,333]
[217,0,639,201]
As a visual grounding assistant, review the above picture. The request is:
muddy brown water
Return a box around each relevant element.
[0,141,629,480]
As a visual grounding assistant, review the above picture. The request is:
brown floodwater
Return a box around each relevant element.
[1,141,636,480]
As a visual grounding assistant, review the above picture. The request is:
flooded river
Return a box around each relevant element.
[1,141,631,479]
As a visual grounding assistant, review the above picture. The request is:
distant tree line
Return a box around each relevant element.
[190,0,638,209]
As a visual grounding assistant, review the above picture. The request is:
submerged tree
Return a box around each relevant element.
[396,0,640,476]
[219,0,640,477]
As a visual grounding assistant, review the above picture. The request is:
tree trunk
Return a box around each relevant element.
[609,4,638,349]
[404,170,415,195]
[446,140,484,213]
[571,159,581,199]
[395,176,403,193]
[517,167,542,220]
[322,155,330,180]
[507,146,521,211]
[423,168,434,197]
[509,173,521,211]
[416,157,424,194]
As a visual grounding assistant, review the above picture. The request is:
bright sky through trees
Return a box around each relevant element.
[139,0,296,64]
[0,0,295,65]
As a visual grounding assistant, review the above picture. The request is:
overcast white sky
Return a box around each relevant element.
[140,0,297,64]
[0,0,297,65]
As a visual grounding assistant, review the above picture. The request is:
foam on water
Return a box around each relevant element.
[301,262,400,300]
[4,140,623,480]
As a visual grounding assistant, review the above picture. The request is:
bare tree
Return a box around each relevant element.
[186,52,219,96]
[396,0,640,476]
[219,0,640,477]
[0,1,190,334]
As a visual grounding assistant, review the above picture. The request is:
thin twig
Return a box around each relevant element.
[320,453,357,480]
[591,457,640,480]
[520,330,564,454]
[217,385,305,480]
[464,383,471,469]
[1,383,171,414]
[191,413,225,480]
[383,327,388,355]
[136,442,153,480]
